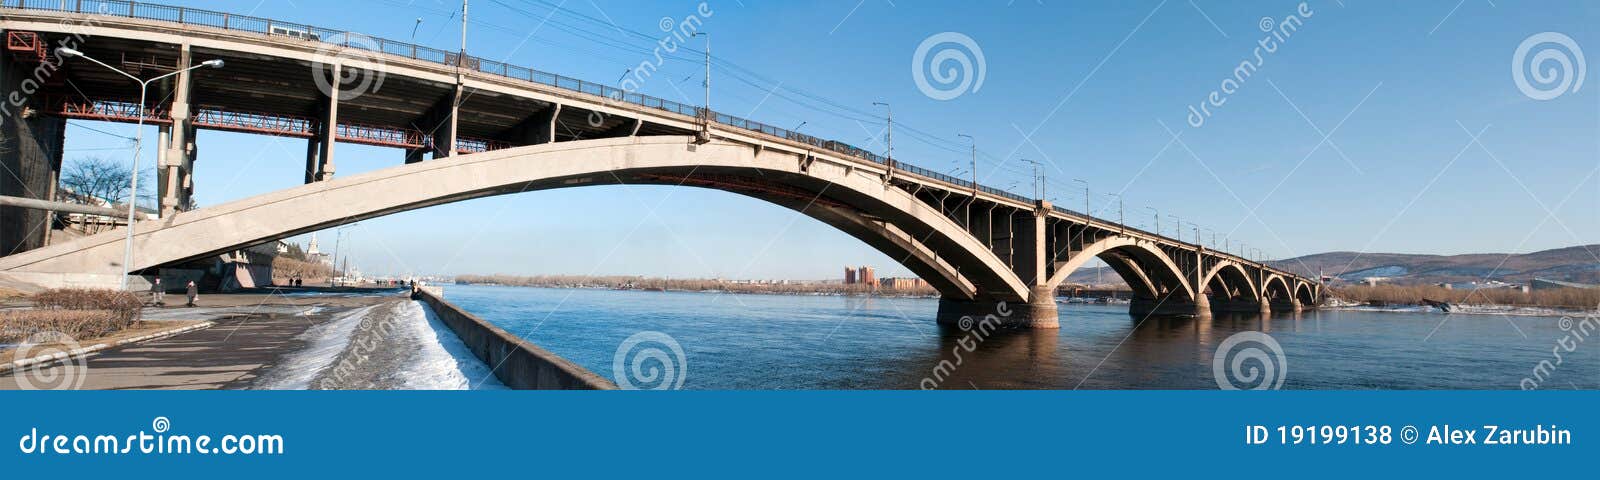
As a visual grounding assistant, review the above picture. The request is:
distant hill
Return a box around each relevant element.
[1063,245,1600,287]
[1270,245,1600,285]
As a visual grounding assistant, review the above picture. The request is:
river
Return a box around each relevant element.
[442,284,1598,390]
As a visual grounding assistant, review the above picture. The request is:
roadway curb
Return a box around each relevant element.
[1,321,216,374]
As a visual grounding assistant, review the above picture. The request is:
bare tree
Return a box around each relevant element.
[57,156,153,208]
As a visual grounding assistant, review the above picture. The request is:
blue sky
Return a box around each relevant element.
[61,0,1599,279]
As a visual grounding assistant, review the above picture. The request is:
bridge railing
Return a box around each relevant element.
[5,0,1308,280]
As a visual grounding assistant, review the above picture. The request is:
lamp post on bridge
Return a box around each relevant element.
[1144,207,1158,234]
[873,102,892,170]
[694,32,712,141]
[1103,193,1123,234]
[957,133,976,193]
[1018,158,1043,200]
[1072,179,1090,223]
[57,47,223,291]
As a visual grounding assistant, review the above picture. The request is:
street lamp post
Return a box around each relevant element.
[1144,207,1159,234]
[693,31,711,141]
[1072,179,1090,223]
[957,134,976,192]
[1018,158,1043,200]
[873,102,892,169]
[58,47,222,290]
[1104,193,1123,233]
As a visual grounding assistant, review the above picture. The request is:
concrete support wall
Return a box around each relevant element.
[427,84,461,159]
[0,51,66,256]
[415,289,615,390]
[314,63,338,181]
[157,44,194,216]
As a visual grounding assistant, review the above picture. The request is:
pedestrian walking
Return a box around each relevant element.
[186,280,199,307]
[149,278,165,306]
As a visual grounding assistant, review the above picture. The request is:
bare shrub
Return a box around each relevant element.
[1333,285,1599,309]
[0,310,123,343]
[29,288,143,329]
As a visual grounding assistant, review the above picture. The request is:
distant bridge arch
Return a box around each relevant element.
[1043,236,1195,302]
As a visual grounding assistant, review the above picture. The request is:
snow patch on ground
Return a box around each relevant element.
[397,300,507,390]
[252,304,375,389]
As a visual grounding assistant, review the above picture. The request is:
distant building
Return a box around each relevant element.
[1532,278,1598,291]
[306,233,332,266]
[844,265,876,285]
[879,277,927,290]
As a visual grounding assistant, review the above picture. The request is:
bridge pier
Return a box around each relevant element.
[157,44,195,216]
[0,48,66,256]
[1210,297,1267,314]
[1129,293,1210,317]
[936,294,1059,329]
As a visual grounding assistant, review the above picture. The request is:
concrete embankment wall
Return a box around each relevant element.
[415,289,616,390]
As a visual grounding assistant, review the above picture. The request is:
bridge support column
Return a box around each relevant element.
[304,135,321,184]
[0,49,66,255]
[313,63,339,181]
[428,84,462,159]
[158,44,195,217]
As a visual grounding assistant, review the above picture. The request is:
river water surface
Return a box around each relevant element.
[444,284,1598,390]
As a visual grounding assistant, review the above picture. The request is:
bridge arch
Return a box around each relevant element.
[1261,274,1292,303]
[1200,261,1258,302]
[1043,236,1195,301]
[0,136,1032,301]
[1293,281,1317,306]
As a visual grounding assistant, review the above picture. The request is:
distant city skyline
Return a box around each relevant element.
[57,0,1599,279]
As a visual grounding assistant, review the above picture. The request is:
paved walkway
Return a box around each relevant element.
[0,288,401,390]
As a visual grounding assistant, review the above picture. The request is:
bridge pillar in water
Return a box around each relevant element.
[935,200,1059,329]
[1129,292,1207,317]
[157,44,195,217]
